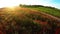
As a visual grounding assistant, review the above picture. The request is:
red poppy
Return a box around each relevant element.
[0,31,3,34]
[55,28,60,34]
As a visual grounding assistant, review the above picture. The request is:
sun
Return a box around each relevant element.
[0,0,20,8]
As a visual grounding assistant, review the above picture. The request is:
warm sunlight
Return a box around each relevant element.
[0,0,60,9]
[0,0,21,8]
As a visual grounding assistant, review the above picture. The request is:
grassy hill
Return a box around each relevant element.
[20,5,60,18]
[0,6,60,34]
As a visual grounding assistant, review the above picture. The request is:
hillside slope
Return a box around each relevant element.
[0,7,60,34]
[20,5,60,18]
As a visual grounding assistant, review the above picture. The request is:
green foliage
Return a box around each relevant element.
[20,5,60,18]
[8,15,42,34]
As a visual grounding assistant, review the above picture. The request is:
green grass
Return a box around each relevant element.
[20,5,60,18]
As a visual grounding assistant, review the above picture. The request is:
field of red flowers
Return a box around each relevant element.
[0,7,60,34]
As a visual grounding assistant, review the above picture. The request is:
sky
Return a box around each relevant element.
[0,0,60,9]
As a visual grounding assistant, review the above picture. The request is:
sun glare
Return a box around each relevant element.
[0,0,20,8]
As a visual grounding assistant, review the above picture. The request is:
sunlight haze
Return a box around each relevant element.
[0,0,60,9]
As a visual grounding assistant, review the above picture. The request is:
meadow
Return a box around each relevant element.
[0,5,60,34]
[20,5,60,18]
